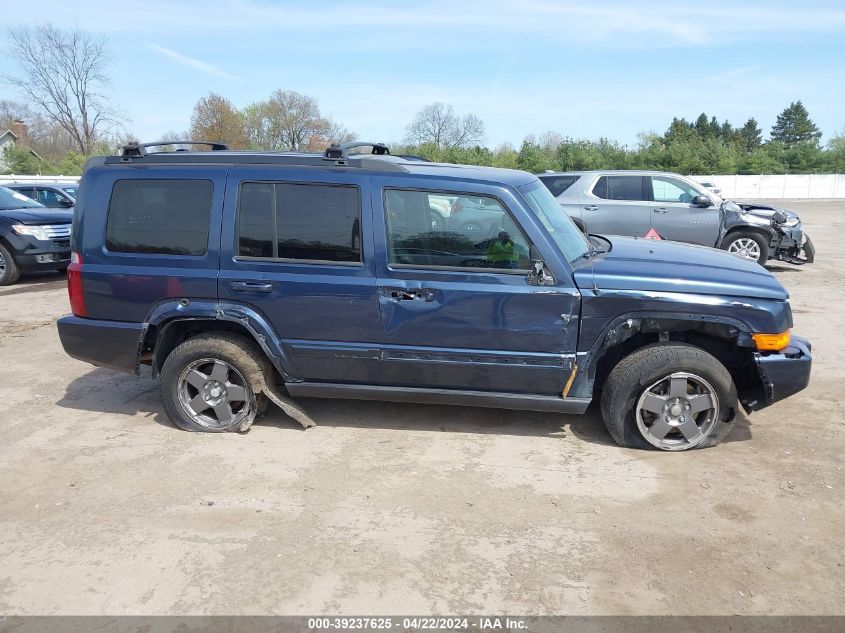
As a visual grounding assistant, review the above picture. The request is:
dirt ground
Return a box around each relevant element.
[0,200,842,616]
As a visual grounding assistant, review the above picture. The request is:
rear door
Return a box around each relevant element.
[218,168,381,384]
[648,175,720,246]
[580,174,651,237]
[372,178,580,395]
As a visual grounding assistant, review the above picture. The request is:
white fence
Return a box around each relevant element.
[0,174,80,184]
[691,174,845,199]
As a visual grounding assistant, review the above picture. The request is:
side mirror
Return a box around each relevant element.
[692,195,712,208]
[526,245,555,286]
[58,198,73,208]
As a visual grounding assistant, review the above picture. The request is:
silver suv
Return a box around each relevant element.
[539,170,814,265]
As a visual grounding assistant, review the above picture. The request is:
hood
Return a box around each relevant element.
[735,202,800,223]
[574,236,788,300]
[0,208,73,224]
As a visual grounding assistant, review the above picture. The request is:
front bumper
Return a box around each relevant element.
[772,223,814,264]
[4,233,71,271]
[744,334,812,412]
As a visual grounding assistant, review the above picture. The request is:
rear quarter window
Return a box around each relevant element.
[539,175,578,197]
[105,179,213,255]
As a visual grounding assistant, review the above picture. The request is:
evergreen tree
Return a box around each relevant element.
[738,118,763,152]
[770,101,822,147]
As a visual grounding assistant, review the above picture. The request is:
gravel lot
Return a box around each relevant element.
[0,200,842,616]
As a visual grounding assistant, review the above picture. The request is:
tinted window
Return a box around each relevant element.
[385,189,530,270]
[106,179,213,255]
[238,182,274,258]
[237,182,361,263]
[539,175,578,197]
[592,176,644,201]
[37,188,68,208]
[651,176,700,203]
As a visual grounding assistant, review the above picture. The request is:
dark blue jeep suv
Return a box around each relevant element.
[57,141,811,451]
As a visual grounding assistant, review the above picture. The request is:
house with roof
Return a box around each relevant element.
[0,120,41,172]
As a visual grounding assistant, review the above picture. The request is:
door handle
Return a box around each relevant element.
[230,281,273,293]
[386,288,435,302]
[653,207,669,214]
[584,205,599,211]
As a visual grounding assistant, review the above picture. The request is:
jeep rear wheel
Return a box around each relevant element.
[722,231,769,265]
[600,343,737,451]
[160,333,270,432]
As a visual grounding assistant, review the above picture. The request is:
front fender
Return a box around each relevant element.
[143,299,300,380]
[568,289,792,398]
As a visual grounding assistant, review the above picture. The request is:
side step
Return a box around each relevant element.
[284,382,591,415]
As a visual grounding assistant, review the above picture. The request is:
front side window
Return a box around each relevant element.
[105,179,213,255]
[384,189,530,270]
[37,188,67,208]
[237,182,361,263]
[592,175,644,201]
[651,176,701,203]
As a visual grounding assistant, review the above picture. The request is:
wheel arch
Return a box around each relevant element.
[720,224,775,248]
[571,313,764,409]
[139,299,298,380]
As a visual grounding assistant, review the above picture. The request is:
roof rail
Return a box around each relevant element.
[120,140,228,157]
[323,141,390,161]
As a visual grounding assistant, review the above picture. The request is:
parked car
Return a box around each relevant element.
[0,185,72,285]
[697,179,722,195]
[3,182,78,210]
[57,141,811,451]
[539,170,814,266]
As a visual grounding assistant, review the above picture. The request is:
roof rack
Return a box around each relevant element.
[323,141,390,160]
[108,140,410,172]
[121,140,228,157]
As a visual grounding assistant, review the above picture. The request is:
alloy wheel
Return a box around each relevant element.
[728,238,761,261]
[176,357,255,429]
[635,371,720,451]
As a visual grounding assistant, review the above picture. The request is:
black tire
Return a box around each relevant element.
[600,342,738,451]
[721,231,769,265]
[159,332,271,433]
[0,243,21,286]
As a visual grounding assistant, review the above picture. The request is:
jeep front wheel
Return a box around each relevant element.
[600,343,737,451]
[160,333,270,432]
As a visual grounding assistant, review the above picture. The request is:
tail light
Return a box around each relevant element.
[450,200,463,216]
[67,251,87,317]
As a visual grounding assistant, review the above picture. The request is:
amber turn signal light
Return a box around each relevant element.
[752,331,791,351]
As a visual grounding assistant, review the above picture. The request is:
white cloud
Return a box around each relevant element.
[147,44,241,81]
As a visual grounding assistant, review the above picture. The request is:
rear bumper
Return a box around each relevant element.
[745,334,812,412]
[57,315,145,374]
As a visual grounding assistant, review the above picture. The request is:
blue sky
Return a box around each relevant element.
[1,0,844,147]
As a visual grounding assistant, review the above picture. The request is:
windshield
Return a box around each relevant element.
[62,186,78,199]
[519,180,591,263]
[0,186,43,210]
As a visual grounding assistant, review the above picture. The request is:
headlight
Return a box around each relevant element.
[782,217,800,227]
[11,224,50,240]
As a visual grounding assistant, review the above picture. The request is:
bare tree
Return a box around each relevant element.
[404,102,485,149]
[189,93,249,149]
[4,25,122,155]
[244,89,354,151]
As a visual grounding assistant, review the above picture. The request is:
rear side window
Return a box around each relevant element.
[592,176,644,201]
[105,179,213,255]
[237,182,361,263]
[539,175,578,197]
